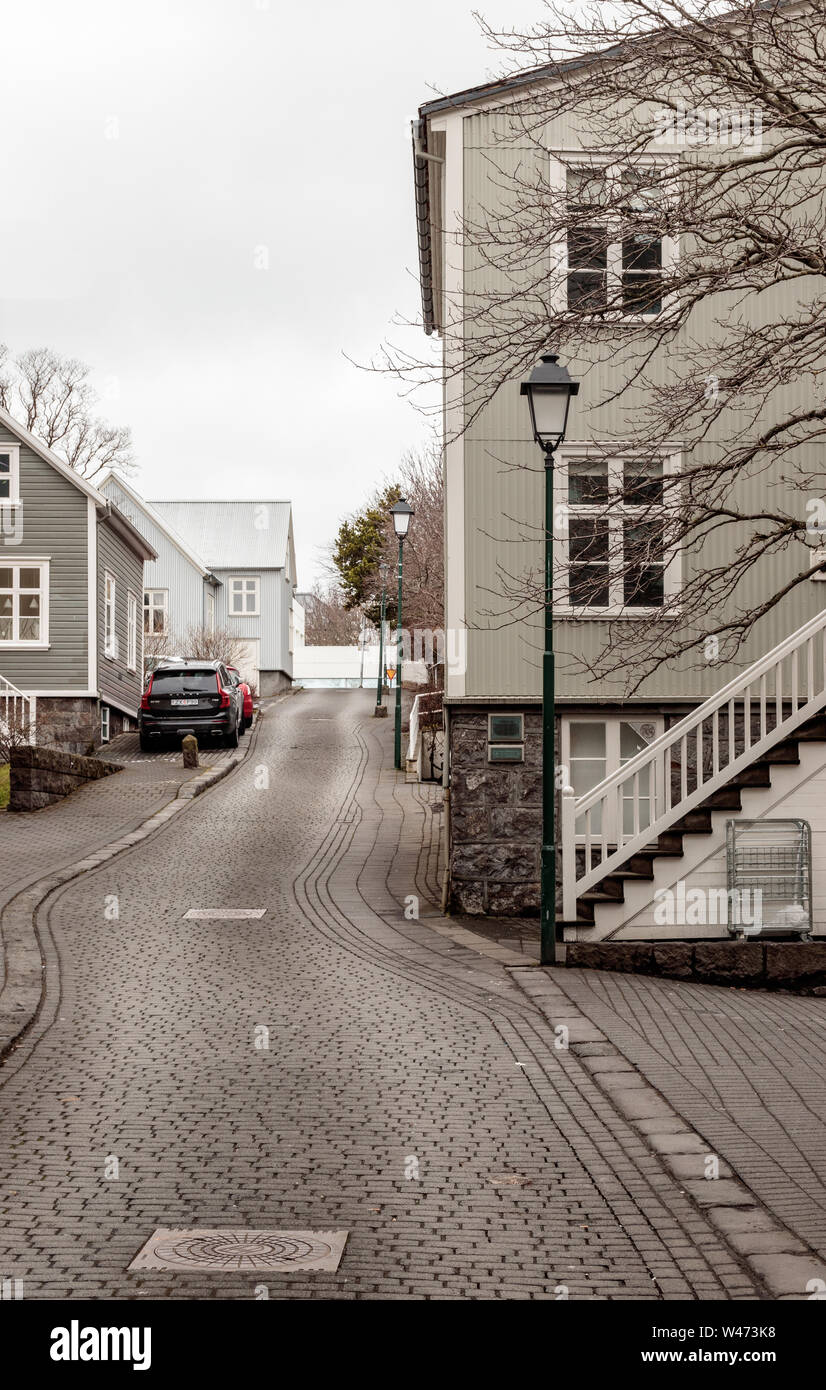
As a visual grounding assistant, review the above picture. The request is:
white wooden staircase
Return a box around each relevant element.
[0,674,33,743]
[561,610,826,936]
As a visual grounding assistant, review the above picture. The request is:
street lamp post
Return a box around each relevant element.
[374,561,388,717]
[520,353,580,966]
[390,498,414,770]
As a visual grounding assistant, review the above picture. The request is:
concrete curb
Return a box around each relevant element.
[0,716,265,1063]
[509,965,826,1301]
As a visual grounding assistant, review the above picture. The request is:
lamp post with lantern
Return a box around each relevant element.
[374,560,389,717]
[520,353,580,966]
[390,497,414,770]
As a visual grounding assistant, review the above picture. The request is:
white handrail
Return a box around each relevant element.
[0,673,33,746]
[408,693,421,763]
[562,608,826,920]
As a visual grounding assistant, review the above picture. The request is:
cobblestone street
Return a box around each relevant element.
[0,689,817,1299]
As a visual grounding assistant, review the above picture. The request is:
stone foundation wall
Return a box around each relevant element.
[35,697,99,755]
[566,940,826,994]
[9,745,122,812]
[448,708,555,916]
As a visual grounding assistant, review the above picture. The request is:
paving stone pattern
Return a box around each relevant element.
[556,968,826,1268]
[0,690,760,1299]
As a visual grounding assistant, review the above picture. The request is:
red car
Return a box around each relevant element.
[226,666,253,732]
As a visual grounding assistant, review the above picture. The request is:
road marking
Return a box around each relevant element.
[129,1228,348,1273]
[183,908,267,920]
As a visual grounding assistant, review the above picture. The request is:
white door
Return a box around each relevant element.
[234,638,260,692]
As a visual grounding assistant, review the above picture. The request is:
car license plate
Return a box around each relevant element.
[171,698,198,706]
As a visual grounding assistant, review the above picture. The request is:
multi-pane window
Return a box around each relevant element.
[0,562,47,644]
[0,445,20,503]
[564,164,664,316]
[229,576,259,616]
[144,589,168,635]
[565,718,661,838]
[127,591,138,671]
[104,573,116,658]
[561,454,670,612]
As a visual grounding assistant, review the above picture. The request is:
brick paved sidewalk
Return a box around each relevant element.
[549,968,826,1270]
[0,736,200,924]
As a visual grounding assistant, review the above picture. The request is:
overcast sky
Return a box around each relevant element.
[1,0,539,587]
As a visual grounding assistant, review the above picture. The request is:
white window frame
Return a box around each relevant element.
[0,557,50,647]
[549,151,678,322]
[127,590,138,672]
[561,714,664,842]
[553,444,681,618]
[100,705,110,743]
[104,572,117,659]
[206,587,216,634]
[228,575,260,617]
[144,588,168,636]
[0,443,22,507]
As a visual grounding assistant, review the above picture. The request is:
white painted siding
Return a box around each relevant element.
[100,480,209,640]
[577,741,826,941]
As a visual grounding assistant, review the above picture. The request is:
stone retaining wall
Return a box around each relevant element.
[9,745,123,812]
[565,940,826,994]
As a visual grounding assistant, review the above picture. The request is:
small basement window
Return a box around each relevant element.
[100,706,110,743]
[488,713,525,763]
[488,713,524,742]
[488,743,524,764]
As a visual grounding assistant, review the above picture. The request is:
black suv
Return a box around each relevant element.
[139,660,243,751]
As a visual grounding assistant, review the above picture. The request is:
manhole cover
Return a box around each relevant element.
[129,1228,348,1273]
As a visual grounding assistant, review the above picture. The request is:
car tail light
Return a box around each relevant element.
[216,674,231,709]
[140,675,154,711]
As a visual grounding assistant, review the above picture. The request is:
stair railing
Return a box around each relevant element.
[0,673,33,745]
[561,609,826,920]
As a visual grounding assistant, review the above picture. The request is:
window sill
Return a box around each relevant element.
[0,641,50,649]
[555,608,679,620]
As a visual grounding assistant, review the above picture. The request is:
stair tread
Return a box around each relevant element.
[570,705,826,926]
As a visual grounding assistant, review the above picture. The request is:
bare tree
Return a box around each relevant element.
[177,624,249,670]
[302,582,363,645]
[396,1,826,688]
[0,345,133,477]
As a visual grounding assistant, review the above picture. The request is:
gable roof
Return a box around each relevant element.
[148,500,293,571]
[0,407,156,562]
[96,470,213,578]
[0,403,107,503]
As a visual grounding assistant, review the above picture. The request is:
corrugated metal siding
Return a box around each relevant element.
[150,501,291,570]
[459,110,826,702]
[212,567,291,674]
[0,427,88,690]
[97,519,143,715]
[100,480,208,638]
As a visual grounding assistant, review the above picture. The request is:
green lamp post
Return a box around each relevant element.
[390,497,414,770]
[520,353,580,966]
[374,561,389,716]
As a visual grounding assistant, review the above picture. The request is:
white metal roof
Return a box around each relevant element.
[148,499,292,570]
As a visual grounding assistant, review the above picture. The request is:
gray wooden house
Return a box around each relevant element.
[412,33,826,941]
[97,472,220,658]
[146,499,297,694]
[0,407,156,751]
